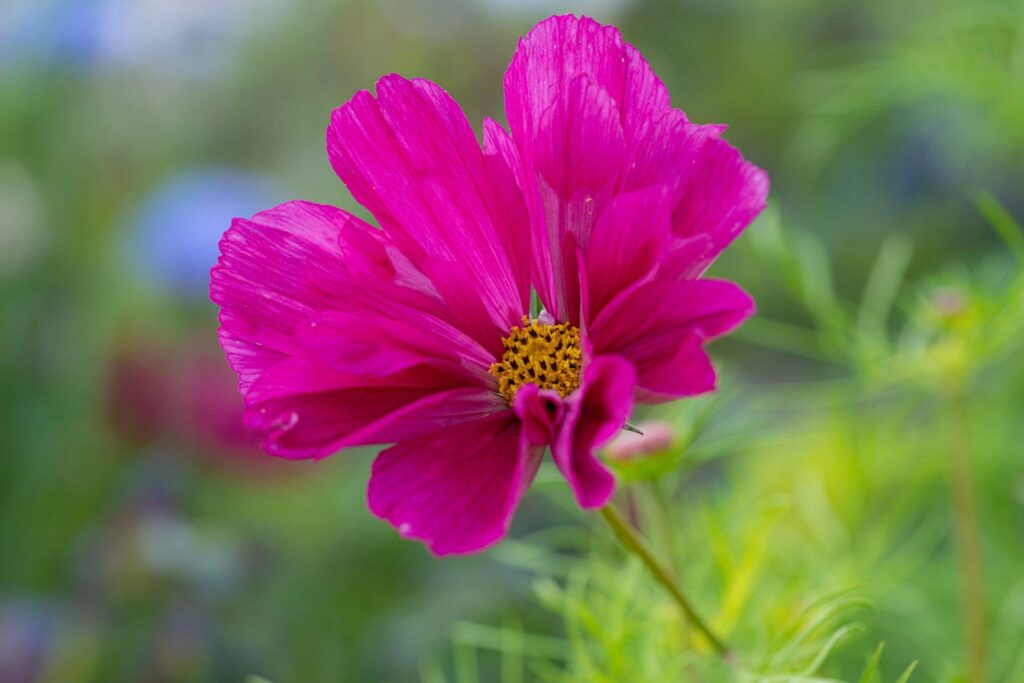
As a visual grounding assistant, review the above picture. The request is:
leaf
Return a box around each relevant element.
[856,642,885,683]
[893,661,918,683]
[973,190,1024,260]
[856,235,912,349]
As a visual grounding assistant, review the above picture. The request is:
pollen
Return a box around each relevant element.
[489,316,582,402]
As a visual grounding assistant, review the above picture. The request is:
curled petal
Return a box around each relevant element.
[553,356,636,509]
[513,383,564,446]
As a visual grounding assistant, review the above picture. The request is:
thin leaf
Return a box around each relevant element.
[974,190,1024,260]
[893,661,918,683]
[857,642,885,683]
[856,235,912,345]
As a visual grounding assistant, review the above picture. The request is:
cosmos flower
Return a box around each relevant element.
[211,15,767,555]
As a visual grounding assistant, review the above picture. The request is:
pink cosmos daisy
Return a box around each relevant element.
[210,15,768,555]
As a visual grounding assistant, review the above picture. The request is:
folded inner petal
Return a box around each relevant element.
[512,383,564,446]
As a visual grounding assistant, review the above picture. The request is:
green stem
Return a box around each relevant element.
[945,387,988,683]
[599,504,733,660]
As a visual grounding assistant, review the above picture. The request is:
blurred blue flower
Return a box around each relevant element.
[125,168,280,300]
[0,0,105,69]
[0,0,284,77]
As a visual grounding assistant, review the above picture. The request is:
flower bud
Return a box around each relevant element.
[605,421,675,462]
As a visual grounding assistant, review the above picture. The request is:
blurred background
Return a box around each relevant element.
[2,0,1023,681]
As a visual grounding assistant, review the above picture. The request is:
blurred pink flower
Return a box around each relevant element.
[211,15,767,555]
[604,421,675,462]
[106,335,272,470]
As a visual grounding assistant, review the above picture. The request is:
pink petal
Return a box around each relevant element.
[212,201,494,385]
[482,117,531,297]
[583,188,671,322]
[212,200,510,460]
[327,75,530,346]
[633,336,717,402]
[504,15,768,315]
[552,356,636,509]
[367,414,544,555]
[589,279,755,401]
[534,75,626,198]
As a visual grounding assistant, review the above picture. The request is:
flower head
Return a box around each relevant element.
[210,15,767,555]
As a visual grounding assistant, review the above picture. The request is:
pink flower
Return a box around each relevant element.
[210,15,767,555]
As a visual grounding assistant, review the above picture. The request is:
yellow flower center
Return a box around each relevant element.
[489,316,583,403]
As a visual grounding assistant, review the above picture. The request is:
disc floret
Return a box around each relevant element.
[489,316,582,402]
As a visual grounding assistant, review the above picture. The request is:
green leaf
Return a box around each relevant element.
[893,661,918,683]
[974,190,1024,260]
[856,642,885,683]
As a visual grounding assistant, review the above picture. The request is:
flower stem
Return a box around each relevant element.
[945,388,989,683]
[599,504,733,660]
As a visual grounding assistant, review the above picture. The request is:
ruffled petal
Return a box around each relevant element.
[505,15,671,156]
[533,76,626,199]
[367,414,543,555]
[328,75,530,348]
[622,109,769,277]
[212,201,491,386]
[552,356,636,509]
[589,279,754,401]
[667,137,768,276]
[211,201,375,392]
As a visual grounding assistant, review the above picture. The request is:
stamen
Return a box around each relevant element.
[489,316,583,403]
